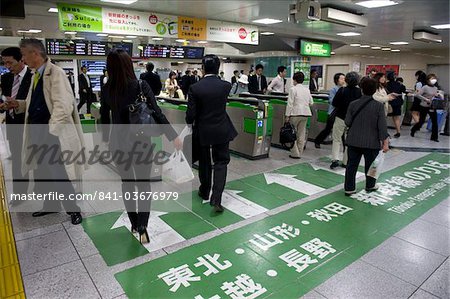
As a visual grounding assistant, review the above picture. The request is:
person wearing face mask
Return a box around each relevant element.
[410,74,443,142]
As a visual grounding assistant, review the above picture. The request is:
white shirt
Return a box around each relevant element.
[16,66,28,87]
[268,75,285,93]
[285,84,313,116]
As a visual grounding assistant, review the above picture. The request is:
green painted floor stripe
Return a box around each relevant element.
[82,211,148,266]
[115,153,449,299]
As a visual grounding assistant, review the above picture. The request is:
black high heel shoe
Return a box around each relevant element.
[138,226,150,244]
[131,225,137,234]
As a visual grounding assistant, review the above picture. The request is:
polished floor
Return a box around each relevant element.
[1,125,449,299]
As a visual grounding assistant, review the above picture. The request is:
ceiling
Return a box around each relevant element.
[0,0,449,55]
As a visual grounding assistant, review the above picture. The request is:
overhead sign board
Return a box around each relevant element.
[300,40,331,57]
[57,3,259,45]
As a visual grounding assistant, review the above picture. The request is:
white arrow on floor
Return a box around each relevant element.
[310,161,364,177]
[111,211,185,252]
[201,190,268,219]
[264,173,325,196]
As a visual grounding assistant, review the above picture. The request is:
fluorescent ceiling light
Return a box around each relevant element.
[96,33,108,37]
[125,35,137,38]
[381,47,391,51]
[28,29,42,33]
[122,39,133,43]
[178,62,184,64]
[152,37,163,41]
[252,18,283,25]
[109,35,125,39]
[337,32,361,36]
[371,46,382,49]
[389,41,409,45]
[391,49,400,52]
[197,41,208,44]
[261,32,275,36]
[0,28,3,31]
[350,43,361,47]
[431,24,450,29]
[360,44,371,48]
[175,39,186,42]
[65,31,77,35]
[48,7,58,13]
[356,1,399,8]
[101,0,138,4]
[331,51,336,55]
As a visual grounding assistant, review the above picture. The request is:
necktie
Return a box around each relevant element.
[10,75,20,117]
[33,72,40,90]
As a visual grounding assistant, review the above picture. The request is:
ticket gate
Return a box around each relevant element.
[157,96,273,160]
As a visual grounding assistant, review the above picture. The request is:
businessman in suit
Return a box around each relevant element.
[0,47,32,197]
[139,62,162,96]
[77,66,93,113]
[248,64,268,94]
[309,70,319,92]
[186,55,238,213]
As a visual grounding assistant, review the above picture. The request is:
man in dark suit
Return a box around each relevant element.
[77,66,93,113]
[181,70,193,98]
[192,70,201,83]
[186,55,238,213]
[248,64,268,94]
[231,70,240,85]
[309,69,319,92]
[139,62,162,96]
[0,47,32,197]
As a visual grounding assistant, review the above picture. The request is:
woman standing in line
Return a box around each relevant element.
[102,49,183,243]
[410,73,443,142]
[285,72,314,159]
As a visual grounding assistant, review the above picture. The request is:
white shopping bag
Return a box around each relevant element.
[367,150,385,179]
[163,150,194,184]
[179,125,193,141]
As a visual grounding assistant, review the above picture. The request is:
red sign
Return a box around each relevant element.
[238,28,247,39]
[149,14,158,24]
[365,64,400,76]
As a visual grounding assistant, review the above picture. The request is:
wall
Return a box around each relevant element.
[310,50,449,91]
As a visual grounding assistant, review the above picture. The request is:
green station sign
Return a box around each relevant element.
[300,40,332,57]
[57,3,103,32]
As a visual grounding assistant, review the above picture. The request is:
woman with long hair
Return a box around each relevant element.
[372,72,397,116]
[165,71,183,98]
[101,49,183,243]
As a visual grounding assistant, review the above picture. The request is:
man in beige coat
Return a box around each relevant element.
[5,39,86,225]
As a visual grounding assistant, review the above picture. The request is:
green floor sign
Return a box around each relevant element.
[114,153,449,298]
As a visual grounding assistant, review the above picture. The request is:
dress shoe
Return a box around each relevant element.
[345,190,356,197]
[394,133,401,138]
[314,143,321,149]
[330,160,340,169]
[289,155,301,159]
[138,226,150,244]
[70,212,82,225]
[365,184,379,192]
[410,130,415,137]
[213,205,224,213]
[431,138,439,142]
[440,132,449,136]
[32,211,57,217]
[198,192,209,201]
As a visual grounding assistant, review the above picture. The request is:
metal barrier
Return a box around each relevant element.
[0,161,25,298]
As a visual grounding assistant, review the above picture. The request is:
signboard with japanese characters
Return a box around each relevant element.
[207,20,259,45]
[57,3,259,45]
[57,3,102,32]
[102,8,177,38]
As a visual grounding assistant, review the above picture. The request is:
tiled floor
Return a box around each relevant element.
[2,125,449,298]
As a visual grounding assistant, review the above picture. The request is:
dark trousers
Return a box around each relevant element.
[411,106,438,140]
[31,128,80,213]
[345,146,379,192]
[115,144,152,228]
[8,131,29,194]
[315,111,336,144]
[199,142,230,206]
[77,92,92,114]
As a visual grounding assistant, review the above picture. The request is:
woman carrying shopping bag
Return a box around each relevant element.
[285,72,314,159]
[101,49,183,244]
[344,77,390,196]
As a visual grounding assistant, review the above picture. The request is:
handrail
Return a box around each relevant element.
[0,159,25,298]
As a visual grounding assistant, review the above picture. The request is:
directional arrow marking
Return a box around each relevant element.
[264,173,325,196]
[111,211,185,252]
[201,190,268,219]
[310,161,365,178]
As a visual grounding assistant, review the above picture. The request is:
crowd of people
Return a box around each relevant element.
[0,38,447,245]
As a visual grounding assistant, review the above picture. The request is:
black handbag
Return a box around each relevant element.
[128,80,161,138]
[279,122,297,149]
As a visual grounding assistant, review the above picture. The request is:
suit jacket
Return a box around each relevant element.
[181,74,193,95]
[248,74,268,94]
[309,78,318,92]
[186,76,238,146]
[78,73,92,95]
[139,71,162,96]
[1,69,32,127]
[16,59,87,180]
